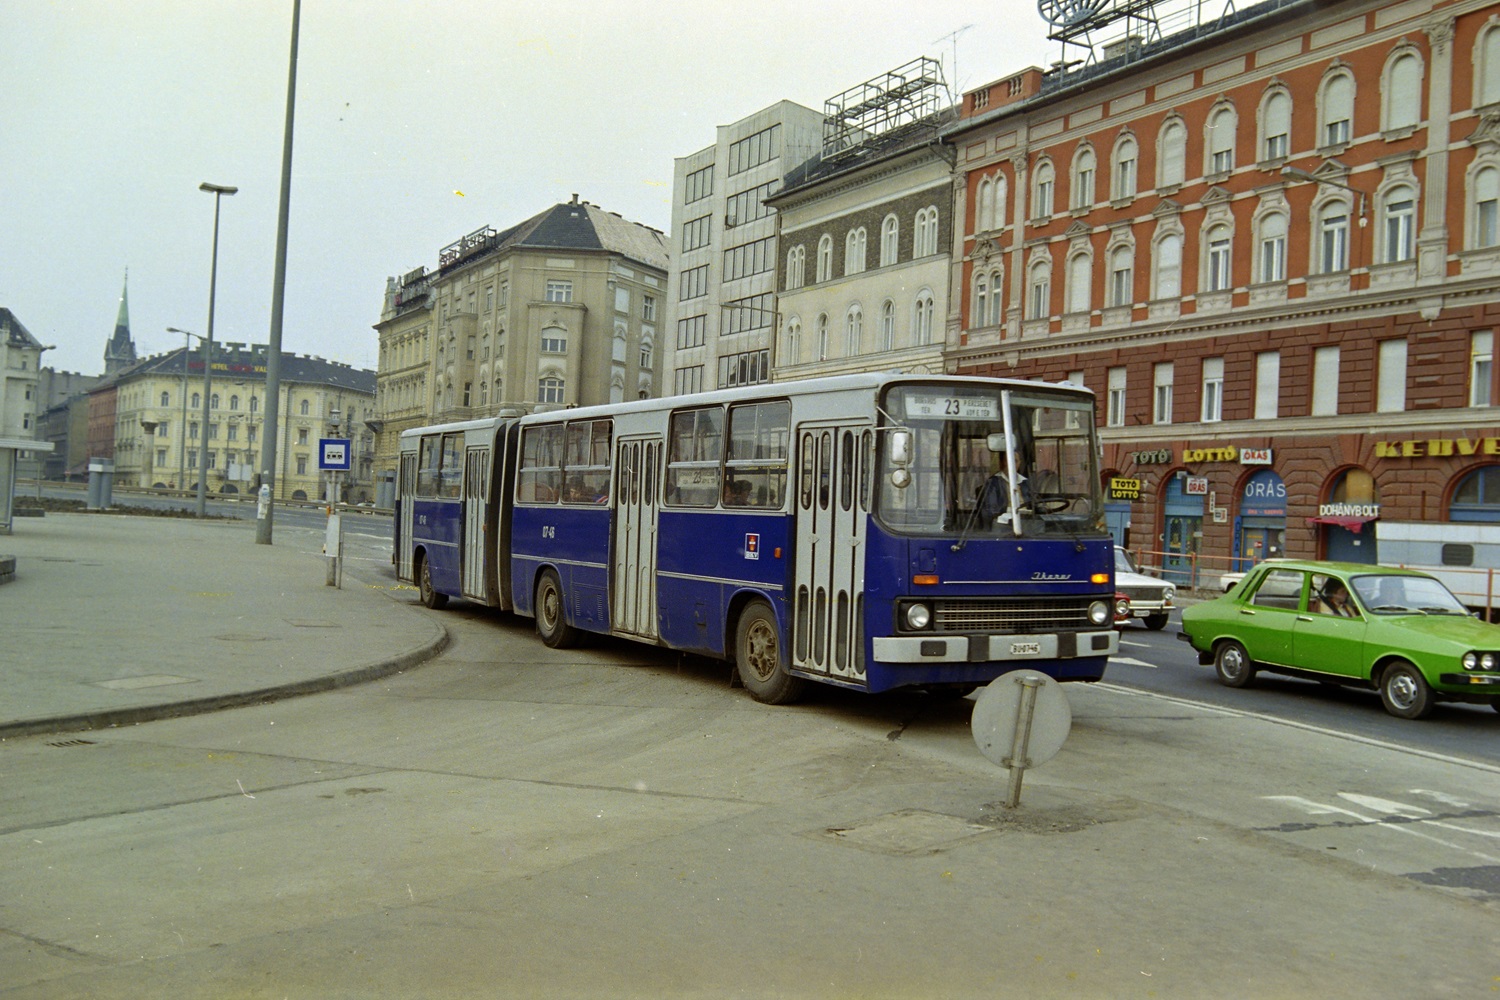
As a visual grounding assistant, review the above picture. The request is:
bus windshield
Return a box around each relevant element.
[876,384,1104,538]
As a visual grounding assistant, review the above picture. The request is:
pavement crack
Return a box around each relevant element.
[0,926,111,964]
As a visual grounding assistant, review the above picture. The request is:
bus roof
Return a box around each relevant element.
[514,372,1093,427]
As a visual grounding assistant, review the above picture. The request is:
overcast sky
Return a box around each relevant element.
[4,0,1063,377]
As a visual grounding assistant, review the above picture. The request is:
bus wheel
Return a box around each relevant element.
[535,569,578,649]
[735,602,805,705]
[417,553,447,610]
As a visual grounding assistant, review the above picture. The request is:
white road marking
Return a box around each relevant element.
[1095,682,1500,774]
[1110,657,1157,669]
[1266,794,1500,862]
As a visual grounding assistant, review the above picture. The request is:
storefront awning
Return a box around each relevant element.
[1306,514,1377,533]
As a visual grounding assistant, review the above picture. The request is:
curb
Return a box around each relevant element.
[0,621,450,741]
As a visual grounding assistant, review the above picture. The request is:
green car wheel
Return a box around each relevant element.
[1214,640,1256,688]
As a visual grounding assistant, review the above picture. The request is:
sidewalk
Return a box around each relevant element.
[0,512,446,739]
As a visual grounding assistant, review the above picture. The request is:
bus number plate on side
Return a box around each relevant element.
[1010,641,1041,656]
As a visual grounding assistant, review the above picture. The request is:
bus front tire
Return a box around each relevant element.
[734,602,805,705]
[417,554,447,610]
[535,570,579,649]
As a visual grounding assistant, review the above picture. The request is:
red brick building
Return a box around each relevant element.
[944,0,1500,583]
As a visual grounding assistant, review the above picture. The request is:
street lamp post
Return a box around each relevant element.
[197,182,237,518]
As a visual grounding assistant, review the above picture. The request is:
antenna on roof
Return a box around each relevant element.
[931,24,975,102]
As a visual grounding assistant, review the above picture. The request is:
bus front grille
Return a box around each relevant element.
[931,598,1095,633]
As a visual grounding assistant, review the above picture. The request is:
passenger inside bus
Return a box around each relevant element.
[724,479,753,507]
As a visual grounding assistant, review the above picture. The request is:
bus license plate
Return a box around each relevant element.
[1010,641,1041,656]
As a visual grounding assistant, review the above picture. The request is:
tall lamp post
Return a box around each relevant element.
[196,182,237,518]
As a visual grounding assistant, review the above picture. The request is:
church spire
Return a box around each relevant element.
[104,268,137,375]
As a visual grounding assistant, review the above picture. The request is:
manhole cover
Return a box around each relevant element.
[817,809,994,856]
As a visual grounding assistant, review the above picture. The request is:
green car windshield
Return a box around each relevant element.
[1350,574,1468,615]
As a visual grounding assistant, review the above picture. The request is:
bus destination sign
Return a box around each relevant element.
[906,393,1000,420]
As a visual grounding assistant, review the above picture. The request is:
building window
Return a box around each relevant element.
[681,263,708,299]
[684,164,713,203]
[1383,50,1423,132]
[1201,357,1224,422]
[727,123,779,175]
[640,338,653,369]
[784,317,801,362]
[1205,225,1232,291]
[1382,188,1416,263]
[1257,211,1288,282]
[299,399,310,416]
[1318,203,1350,273]
[1377,339,1407,412]
[1158,119,1186,188]
[297,427,309,445]
[1066,250,1092,314]
[723,236,774,281]
[1112,134,1137,201]
[1106,366,1126,427]
[1480,24,1500,106]
[973,273,989,327]
[676,315,706,349]
[1206,105,1236,175]
[881,300,895,351]
[914,207,939,257]
[545,280,573,303]
[975,175,1005,232]
[296,456,307,475]
[678,367,705,395]
[914,291,935,345]
[1312,346,1340,415]
[210,394,220,409]
[160,391,170,406]
[1032,160,1055,219]
[642,295,657,322]
[1475,166,1500,248]
[1154,232,1182,299]
[1260,89,1291,161]
[538,375,565,404]
[724,180,778,228]
[844,228,867,275]
[1153,362,1174,424]
[227,423,238,441]
[1255,351,1281,419]
[786,245,806,289]
[816,235,834,282]
[1320,70,1355,148]
[541,327,567,353]
[985,269,1003,325]
[844,305,863,355]
[1027,260,1050,319]
[816,314,829,361]
[1108,245,1133,307]
[1472,331,1493,407]
[880,214,900,266]
[681,216,711,252]
[1071,146,1095,210]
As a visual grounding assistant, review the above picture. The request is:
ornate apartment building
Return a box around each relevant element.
[770,60,957,381]
[944,0,1500,578]
[373,197,668,485]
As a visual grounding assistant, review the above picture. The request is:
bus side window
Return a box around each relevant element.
[518,424,562,503]
[818,431,832,510]
[800,433,814,510]
[724,400,789,508]
[417,435,441,497]
[665,406,723,506]
[439,433,463,499]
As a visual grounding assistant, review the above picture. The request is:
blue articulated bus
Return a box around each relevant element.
[397,373,1118,703]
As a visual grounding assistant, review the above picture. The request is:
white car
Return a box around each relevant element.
[1113,546,1175,630]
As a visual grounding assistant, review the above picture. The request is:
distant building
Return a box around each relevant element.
[103,272,137,376]
[665,101,826,395]
[372,266,433,505]
[0,308,51,531]
[107,344,377,502]
[769,60,956,381]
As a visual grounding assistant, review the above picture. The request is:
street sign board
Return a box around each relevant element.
[319,438,351,471]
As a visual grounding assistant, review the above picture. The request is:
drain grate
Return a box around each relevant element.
[47,739,97,748]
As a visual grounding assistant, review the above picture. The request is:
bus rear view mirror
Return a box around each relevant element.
[889,429,912,466]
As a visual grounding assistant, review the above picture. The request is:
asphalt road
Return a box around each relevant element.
[1109,612,1500,766]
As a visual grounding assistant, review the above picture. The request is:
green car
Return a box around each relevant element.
[1179,559,1500,719]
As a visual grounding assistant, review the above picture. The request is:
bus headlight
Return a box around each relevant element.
[1088,601,1110,626]
[905,603,931,630]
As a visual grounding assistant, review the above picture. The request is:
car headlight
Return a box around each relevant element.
[1462,652,1497,670]
[1114,596,1130,618]
[1163,584,1176,601]
[1088,600,1110,626]
[905,603,931,630]
[1463,652,1477,670]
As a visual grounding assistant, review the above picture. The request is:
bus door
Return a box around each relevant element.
[792,424,870,682]
[397,450,417,582]
[462,445,490,601]
[612,436,661,639]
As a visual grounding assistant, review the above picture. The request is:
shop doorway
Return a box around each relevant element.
[1161,474,1204,584]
